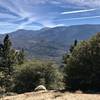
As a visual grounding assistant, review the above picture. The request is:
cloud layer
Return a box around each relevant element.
[0,0,100,33]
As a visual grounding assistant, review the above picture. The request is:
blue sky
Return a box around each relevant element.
[0,0,100,33]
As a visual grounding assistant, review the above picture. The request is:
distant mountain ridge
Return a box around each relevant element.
[0,24,100,60]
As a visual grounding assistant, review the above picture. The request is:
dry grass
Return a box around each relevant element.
[1,90,100,100]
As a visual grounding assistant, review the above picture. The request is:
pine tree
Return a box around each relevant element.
[0,34,25,92]
[64,33,100,91]
[69,39,78,53]
[1,34,15,75]
[63,40,78,64]
[0,35,16,92]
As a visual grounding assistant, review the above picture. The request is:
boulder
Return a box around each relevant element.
[34,85,47,92]
[75,90,83,94]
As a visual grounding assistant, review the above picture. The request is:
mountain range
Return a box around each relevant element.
[0,24,100,61]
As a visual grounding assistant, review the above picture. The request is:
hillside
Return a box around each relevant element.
[1,24,100,60]
[2,91,100,100]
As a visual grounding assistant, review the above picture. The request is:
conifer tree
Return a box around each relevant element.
[63,40,78,64]
[0,34,25,92]
[69,39,78,53]
[0,34,16,91]
[64,33,100,91]
[1,34,15,75]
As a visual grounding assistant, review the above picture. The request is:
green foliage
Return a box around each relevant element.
[0,35,15,92]
[63,40,78,64]
[69,40,78,53]
[17,49,25,65]
[1,35,15,74]
[0,34,25,92]
[0,72,5,88]
[64,33,100,91]
[13,60,64,93]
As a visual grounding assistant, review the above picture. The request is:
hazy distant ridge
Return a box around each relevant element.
[0,24,100,60]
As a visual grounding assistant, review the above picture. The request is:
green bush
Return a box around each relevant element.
[64,33,100,91]
[13,60,64,93]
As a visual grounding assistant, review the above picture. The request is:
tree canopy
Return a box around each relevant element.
[64,33,100,91]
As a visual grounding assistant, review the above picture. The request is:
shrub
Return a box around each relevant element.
[13,60,64,93]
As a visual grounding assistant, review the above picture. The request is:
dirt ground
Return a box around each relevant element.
[1,91,100,100]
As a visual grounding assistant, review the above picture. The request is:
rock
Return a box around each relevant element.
[34,85,47,92]
[75,90,83,94]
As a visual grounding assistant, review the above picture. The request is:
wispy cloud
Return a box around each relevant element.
[61,9,96,14]
[17,15,39,29]
[0,0,99,33]
[27,0,100,8]
[56,16,100,21]
[68,16,100,20]
[63,0,100,8]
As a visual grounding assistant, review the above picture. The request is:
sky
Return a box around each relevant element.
[0,0,100,33]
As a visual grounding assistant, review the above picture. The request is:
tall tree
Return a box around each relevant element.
[69,39,78,53]
[1,34,15,75]
[64,33,100,91]
[0,34,25,92]
[63,40,78,64]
